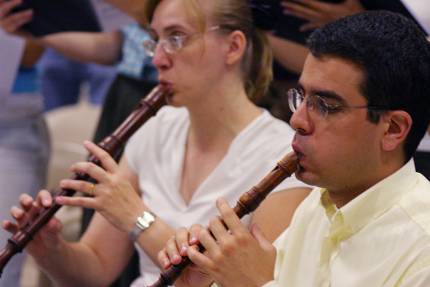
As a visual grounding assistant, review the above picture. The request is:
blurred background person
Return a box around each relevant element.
[38,49,116,112]
[0,1,150,285]
[0,31,49,287]
[260,0,420,121]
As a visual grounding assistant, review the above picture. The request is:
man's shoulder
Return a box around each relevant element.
[399,174,430,236]
[287,188,323,222]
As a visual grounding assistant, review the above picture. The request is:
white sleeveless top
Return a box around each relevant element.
[125,106,305,286]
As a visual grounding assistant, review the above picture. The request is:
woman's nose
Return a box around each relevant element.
[152,43,171,71]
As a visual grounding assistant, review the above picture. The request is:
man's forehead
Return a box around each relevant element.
[299,54,365,96]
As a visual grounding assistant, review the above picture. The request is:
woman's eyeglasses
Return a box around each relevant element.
[143,26,221,57]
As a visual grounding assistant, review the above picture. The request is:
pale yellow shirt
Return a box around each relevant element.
[264,160,430,287]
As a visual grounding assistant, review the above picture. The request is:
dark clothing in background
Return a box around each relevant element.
[272,0,416,81]
[261,0,418,122]
[415,151,430,181]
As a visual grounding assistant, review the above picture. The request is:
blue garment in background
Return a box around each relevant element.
[117,23,158,82]
[11,67,39,94]
[38,48,117,111]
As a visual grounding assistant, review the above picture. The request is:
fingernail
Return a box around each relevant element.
[190,236,198,244]
[173,254,182,263]
[16,209,23,217]
[180,245,187,255]
[55,197,64,204]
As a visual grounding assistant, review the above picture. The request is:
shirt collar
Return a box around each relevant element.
[319,160,418,237]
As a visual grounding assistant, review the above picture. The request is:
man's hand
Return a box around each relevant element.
[187,198,276,287]
[158,225,213,287]
[281,0,365,31]
[159,198,277,287]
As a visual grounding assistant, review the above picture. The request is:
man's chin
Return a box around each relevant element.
[295,168,318,186]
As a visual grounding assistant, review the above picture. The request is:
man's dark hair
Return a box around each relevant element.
[308,11,430,161]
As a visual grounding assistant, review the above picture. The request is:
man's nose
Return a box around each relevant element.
[289,101,313,135]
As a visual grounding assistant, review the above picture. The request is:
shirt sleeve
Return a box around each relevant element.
[0,32,24,97]
[116,23,154,78]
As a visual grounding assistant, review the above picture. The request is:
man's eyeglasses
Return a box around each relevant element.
[287,88,388,118]
[143,26,221,57]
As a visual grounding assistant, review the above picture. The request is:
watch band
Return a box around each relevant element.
[129,211,156,242]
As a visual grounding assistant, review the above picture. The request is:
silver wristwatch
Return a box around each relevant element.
[129,211,156,242]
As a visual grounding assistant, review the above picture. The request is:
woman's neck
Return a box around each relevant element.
[186,83,261,151]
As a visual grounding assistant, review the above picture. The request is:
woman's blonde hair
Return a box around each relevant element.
[143,0,273,101]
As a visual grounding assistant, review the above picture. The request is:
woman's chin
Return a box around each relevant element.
[166,96,183,107]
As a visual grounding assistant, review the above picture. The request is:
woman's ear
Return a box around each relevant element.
[381,110,412,152]
[225,30,247,65]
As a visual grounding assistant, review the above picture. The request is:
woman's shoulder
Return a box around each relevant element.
[124,106,189,171]
[129,106,188,141]
[231,110,295,165]
[249,110,295,142]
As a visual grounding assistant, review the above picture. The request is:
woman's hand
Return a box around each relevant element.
[184,198,276,287]
[2,190,64,259]
[281,0,365,31]
[56,141,145,234]
[0,0,33,36]
[158,225,213,287]
[158,198,277,287]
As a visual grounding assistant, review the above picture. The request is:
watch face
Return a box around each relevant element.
[136,211,156,230]
[136,217,148,229]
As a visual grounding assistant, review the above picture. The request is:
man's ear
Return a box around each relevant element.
[225,30,247,66]
[381,111,412,152]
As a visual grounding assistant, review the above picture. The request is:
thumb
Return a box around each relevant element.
[250,224,274,252]
[39,218,63,245]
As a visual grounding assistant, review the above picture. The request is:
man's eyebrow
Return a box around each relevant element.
[314,91,345,103]
[297,83,346,104]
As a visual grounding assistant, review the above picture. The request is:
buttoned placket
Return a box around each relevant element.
[318,192,354,287]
